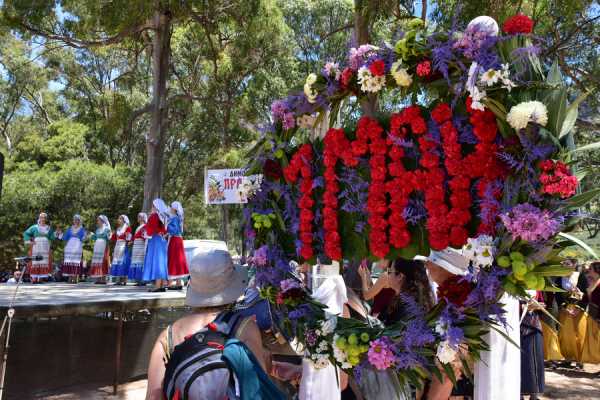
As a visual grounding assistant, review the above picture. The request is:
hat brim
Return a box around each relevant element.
[186,264,249,308]
[432,258,468,276]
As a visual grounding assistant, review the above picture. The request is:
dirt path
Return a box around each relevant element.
[35,365,600,399]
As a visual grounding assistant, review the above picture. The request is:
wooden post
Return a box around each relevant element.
[220,205,229,245]
[113,308,125,395]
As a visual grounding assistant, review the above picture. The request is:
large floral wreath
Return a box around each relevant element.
[244,14,598,388]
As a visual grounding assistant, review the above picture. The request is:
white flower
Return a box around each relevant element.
[391,61,413,87]
[480,68,500,86]
[297,114,316,129]
[499,64,516,91]
[435,321,448,336]
[436,340,458,364]
[357,66,385,93]
[332,334,350,367]
[506,101,548,131]
[320,317,337,336]
[304,73,318,103]
[475,246,494,267]
[466,63,486,110]
[469,86,487,111]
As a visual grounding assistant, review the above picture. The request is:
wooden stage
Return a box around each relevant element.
[0,283,188,397]
[0,282,187,318]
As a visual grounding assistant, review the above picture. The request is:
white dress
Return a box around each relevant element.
[474,293,521,400]
[299,275,347,400]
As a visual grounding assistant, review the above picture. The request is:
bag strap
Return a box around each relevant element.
[213,310,245,337]
[167,324,174,357]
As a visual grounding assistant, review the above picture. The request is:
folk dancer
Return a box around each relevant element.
[110,215,132,285]
[59,214,86,283]
[128,212,148,285]
[167,201,189,290]
[89,215,112,284]
[23,212,56,283]
[142,199,169,292]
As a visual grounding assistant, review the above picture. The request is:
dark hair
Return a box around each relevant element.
[343,259,369,297]
[590,261,600,274]
[391,258,434,311]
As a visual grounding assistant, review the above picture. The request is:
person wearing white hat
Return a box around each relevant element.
[128,212,148,285]
[142,199,169,292]
[145,248,268,400]
[89,215,112,284]
[166,201,189,290]
[110,215,132,285]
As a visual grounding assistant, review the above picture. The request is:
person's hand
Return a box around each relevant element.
[358,264,369,282]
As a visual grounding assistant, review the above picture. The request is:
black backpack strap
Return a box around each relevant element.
[212,310,245,337]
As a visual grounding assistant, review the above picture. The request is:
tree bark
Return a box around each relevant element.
[354,0,378,117]
[143,8,172,211]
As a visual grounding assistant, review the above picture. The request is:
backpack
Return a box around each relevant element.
[162,311,285,400]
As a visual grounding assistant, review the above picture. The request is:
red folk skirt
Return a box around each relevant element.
[167,236,189,279]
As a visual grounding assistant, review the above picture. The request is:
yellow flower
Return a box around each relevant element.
[391,61,413,87]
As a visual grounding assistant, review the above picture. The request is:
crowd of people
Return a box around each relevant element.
[18,198,189,292]
[142,245,600,400]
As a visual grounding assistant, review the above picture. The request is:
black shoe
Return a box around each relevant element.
[149,287,166,293]
[167,286,183,290]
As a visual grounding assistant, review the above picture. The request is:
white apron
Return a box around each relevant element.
[131,238,147,265]
[474,293,521,400]
[112,239,127,265]
[91,238,108,265]
[63,234,83,266]
[31,236,51,278]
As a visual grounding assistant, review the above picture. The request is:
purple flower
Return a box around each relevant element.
[271,100,288,121]
[446,326,465,347]
[305,329,318,347]
[252,245,268,267]
[280,278,301,293]
[348,44,378,70]
[501,203,561,242]
[282,112,296,130]
[289,304,313,320]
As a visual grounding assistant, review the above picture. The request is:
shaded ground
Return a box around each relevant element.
[35,365,600,399]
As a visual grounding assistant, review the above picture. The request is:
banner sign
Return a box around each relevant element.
[204,168,262,204]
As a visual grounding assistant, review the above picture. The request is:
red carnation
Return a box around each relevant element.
[341,67,354,89]
[263,159,283,180]
[502,14,534,35]
[416,60,431,77]
[431,103,452,124]
[368,59,386,76]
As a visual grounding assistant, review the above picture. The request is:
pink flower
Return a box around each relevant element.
[367,337,397,370]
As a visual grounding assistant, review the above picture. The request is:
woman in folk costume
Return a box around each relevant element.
[128,212,148,285]
[167,201,189,290]
[142,198,169,292]
[110,215,132,285]
[59,214,86,283]
[23,212,56,283]
[89,215,112,284]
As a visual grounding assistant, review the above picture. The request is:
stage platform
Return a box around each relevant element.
[0,282,187,318]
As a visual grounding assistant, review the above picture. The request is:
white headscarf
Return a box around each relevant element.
[37,212,48,226]
[138,212,148,224]
[98,215,111,231]
[117,214,130,235]
[152,198,169,225]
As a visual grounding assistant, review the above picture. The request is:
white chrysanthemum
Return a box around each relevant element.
[480,68,500,86]
[499,64,516,91]
[304,73,318,103]
[436,340,458,364]
[320,317,337,336]
[470,86,487,111]
[314,355,330,369]
[391,61,413,87]
[357,66,385,93]
[507,101,548,130]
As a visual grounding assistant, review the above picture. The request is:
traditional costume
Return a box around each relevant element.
[142,199,169,282]
[60,215,86,277]
[23,217,56,280]
[110,215,132,278]
[89,215,111,278]
[128,213,148,282]
[167,201,189,280]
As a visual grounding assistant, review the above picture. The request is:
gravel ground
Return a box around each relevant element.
[35,365,600,400]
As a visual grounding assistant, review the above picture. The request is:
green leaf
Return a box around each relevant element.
[558,232,599,258]
[563,188,600,209]
[546,60,563,86]
[572,141,600,153]
[531,264,573,277]
[441,363,457,385]
[559,91,591,138]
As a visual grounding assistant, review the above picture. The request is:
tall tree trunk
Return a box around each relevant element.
[143,9,171,211]
[354,0,378,117]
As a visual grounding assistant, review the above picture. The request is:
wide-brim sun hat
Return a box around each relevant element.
[426,248,469,276]
[186,248,249,308]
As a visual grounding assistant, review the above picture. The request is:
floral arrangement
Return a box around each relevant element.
[245,13,599,389]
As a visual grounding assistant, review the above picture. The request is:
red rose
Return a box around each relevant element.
[437,275,473,307]
[502,14,534,35]
[411,118,427,135]
[431,103,452,124]
[368,59,386,76]
[416,60,431,77]
[300,246,313,260]
[263,159,283,180]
